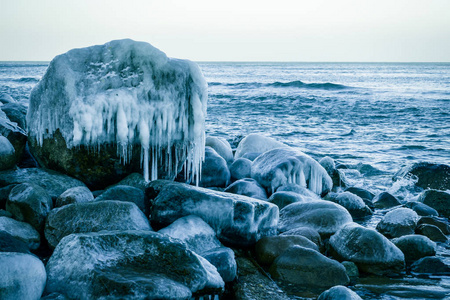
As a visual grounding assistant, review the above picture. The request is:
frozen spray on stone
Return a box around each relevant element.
[27,39,207,184]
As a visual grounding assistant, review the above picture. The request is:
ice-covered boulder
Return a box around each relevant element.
[44,200,152,248]
[1,103,27,131]
[280,227,322,248]
[0,136,16,170]
[202,247,237,283]
[229,157,252,181]
[205,136,233,165]
[0,216,40,250]
[376,207,419,238]
[45,231,224,299]
[0,93,16,104]
[0,111,26,162]
[329,223,405,275]
[0,252,46,300]
[55,186,94,208]
[268,191,311,209]
[27,39,207,189]
[199,147,230,188]
[278,201,353,237]
[235,134,288,159]
[148,180,278,246]
[224,178,267,200]
[251,147,332,196]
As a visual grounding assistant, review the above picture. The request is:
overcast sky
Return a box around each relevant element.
[1,0,449,62]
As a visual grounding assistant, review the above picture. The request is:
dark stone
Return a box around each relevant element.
[202,247,237,282]
[114,173,148,191]
[318,285,362,300]
[416,224,448,243]
[418,189,450,217]
[0,231,31,254]
[96,185,147,214]
[344,187,375,201]
[199,147,230,188]
[418,216,450,235]
[376,207,419,238]
[55,186,94,208]
[279,227,322,248]
[410,256,450,276]
[0,136,16,170]
[224,178,267,200]
[404,201,438,217]
[1,103,27,130]
[0,216,40,250]
[0,113,27,162]
[392,235,436,265]
[229,158,252,182]
[0,93,16,104]
[332,192,373,220]
[373,192,401,209]
[394,162,450,191]
[268,191,308,209]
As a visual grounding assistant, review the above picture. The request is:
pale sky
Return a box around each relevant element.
[1,0,449,62]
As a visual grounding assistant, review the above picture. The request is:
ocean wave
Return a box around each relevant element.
[208,80,351,90]
[14,77,40,83]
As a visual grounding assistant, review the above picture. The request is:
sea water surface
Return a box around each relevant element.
[1,61,450,299]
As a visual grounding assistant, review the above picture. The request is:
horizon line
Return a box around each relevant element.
[1,60,450,64]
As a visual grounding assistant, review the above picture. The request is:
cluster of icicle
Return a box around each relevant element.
[27,39,207,184]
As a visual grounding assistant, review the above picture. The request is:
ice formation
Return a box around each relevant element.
[27,39,207,183]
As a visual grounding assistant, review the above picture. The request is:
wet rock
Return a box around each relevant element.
[202,247,237,282]
[329,223,405,275]
[418,189,450,217]
[332,192,373,219]
[0,112,27,162]
[0,184,16,209]
[268,191,310,209]
[0,231,31,254]
[342,261,359,283]
[45,200,152,248]
[55,186,94,208]
[269,246,349,290]
[0,216,40,250]
[376,207,419,238]
[417,216,450,235]
[96,185,146,214]
[392,235,436,264]
[279,227,322,248]
[229,158,252,181]
[114,173,148,191]
[410,256,450,276]
[6,183,52,232]
[319,156,347,190]
[373,192,401,209]
[344,187,375,201]
[404,201,438,217]
[318,285,362,300]
[415,224,448,243]
[0,252,46,300]
[0,136,16,170]
[224,178,267,200]
[1,103,27,130]
[148,180,278,246]
[394,162,450,191]
[0,168,86,200]
[45,231,224,299]
[252,147,332,196]
[235,133,288,159]
[206,136,233,166]
[255,235,318,266]
[278,201,353,237]
[200,147,230,188]
[0,93,16,104]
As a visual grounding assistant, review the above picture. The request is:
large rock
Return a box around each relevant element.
[1,103,27,130]
[344,187,375,201]
[224,178,267,200]
[278,201,353,237]
[45,200,152,248]
[95,184,146,214]
[0,111,27,162]
[410,256,450,276]
[404,201,438,217]
[229,158,252,181]
[45,231,224,299]
[318,286,362,300]
[332,192,373,219]
[269,246,349,290]
[0,168,86,200]
[319,156,347,190]
[415,224,447,243]
[279,227,322,248]
[205,136,233,165]
[148,180,278,246]
[268,191,308,209]
[329,223,405,275]
[0,93,16,104]
[418,189,450,217]
[376,207,419,238]
[6,183,53,232]
[235,134,288,159]
[252,147,332,196]
[394,162,450,191]
[199,147,230,188]
[27,39,207,189]
[0,136,16,170]
[373,192,401,209]
[418,216,450,235]
[0,231,31,254]
[55,186,94,208]
[202,247,237,283]
[0,252,46,300]
[0,216,40,250]
[392,235,436,264]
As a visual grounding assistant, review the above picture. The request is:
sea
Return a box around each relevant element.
[1,61,450,299]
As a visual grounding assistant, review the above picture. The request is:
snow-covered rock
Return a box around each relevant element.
[251,147,332,195]
[45,231,224,299]
[27,39,207,189]
[148,180,278,246]
[278,201,352,237]
[329,223,405,275]
[376,207,419,238]
[235,134,288,159]
[44,200,152,248]
[55,186,94,208]
[0,216,40,250]
[224,178,267,200]
[318,285,362,300]
[0,252,46,300]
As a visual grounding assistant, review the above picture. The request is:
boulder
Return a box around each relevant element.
[235,134,288,159]
[255,235,318,266]
[319,156,347,190]
[114,172,148,191]
[268,191,309,209]
[318,286,362,300]
[1,103,27,130]
[0,216,40,250]
[0,252,46,300]
[404,201,438,217]
[332,192,373,219]
[224,178,267,200]
[344,187,375,201]
[342,261,359,283]
[251,147,332,196]
[45,231,224,299]
[205,136,233,165]
[45,200,152,248]
[279,227,322,248]
[392,235,436,264]
[0,93,16,104]
[27,39,207,189]
[394,162,450,190]
[55,186,94,208]
[229,158,252,181]
[6,183,52,232]
[415,224,447,243]
[278,201,353,237]
[373,192,401,209]
[376,207,419,238]
[0,231,31,254]
[410,256,450,276]
[0,168,86,200]
[202,247,237,282]
[0,136,16,170]
[417,216,450,235]
[276,184,321,198]
[96,185,146,214]
[199,147,230,188]
[269,246,349,290]
[418,189,450,217]
[148,180,278,246]
[0,112,27,161]
[330,223,405,275]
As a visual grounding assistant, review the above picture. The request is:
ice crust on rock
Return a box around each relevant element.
[235,134,288,159]
[27,39,207,183]
[252,147,333,195]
